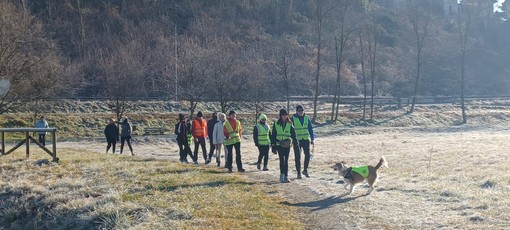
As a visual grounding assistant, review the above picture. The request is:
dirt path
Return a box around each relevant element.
[58,136,375,229]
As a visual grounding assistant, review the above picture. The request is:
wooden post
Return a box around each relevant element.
[52,130,57,161]
[1,131,4,155]
[25,131,30,158]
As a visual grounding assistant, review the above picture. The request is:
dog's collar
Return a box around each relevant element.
[342,167,353,179]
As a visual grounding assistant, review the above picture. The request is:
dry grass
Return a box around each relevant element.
[306,129,510,228]
[0,148,303,230]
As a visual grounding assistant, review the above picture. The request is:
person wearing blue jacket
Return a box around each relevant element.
[291,105,315,179]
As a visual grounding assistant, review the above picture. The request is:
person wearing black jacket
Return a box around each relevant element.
[120,117,134,156]
[175,114,193,163]
[270,109,298,183]
[104,118,119,154]
[206,112,218,164]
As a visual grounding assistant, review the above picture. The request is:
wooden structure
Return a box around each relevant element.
[144,127,165,135]
[0,128,59,162]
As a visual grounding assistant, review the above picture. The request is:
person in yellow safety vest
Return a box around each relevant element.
[223,110,245,173]
[191,111,208,164]
[292,105,315,179]
[253,113,271,171]
[270,109,298,183]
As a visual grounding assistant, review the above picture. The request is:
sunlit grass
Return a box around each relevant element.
[0,149,303,229]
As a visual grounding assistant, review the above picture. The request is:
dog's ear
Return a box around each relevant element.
[332,163,341,171]
[340,160,347,164]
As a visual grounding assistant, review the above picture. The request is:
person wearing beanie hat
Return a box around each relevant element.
[223,110,245,173]
[271,109,298,183]
[175,114,193,163]
[253,113,271,171]
[191,111,208,164]
[292,105,315,178]
[205,112,218,164]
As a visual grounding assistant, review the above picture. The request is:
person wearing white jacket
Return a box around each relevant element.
[212,113,226,167]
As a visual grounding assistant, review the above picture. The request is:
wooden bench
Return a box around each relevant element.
[144,127,165,135]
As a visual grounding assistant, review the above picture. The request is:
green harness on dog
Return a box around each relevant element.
[344,166,369,179]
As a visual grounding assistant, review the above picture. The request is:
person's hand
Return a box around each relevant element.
[194,138,198,142]
[311,140,314,145]
[255,143,259,147]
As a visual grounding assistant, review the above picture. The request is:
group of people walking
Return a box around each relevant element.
[175,105,315,183]
[104,117,134,156]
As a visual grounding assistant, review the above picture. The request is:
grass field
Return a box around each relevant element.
[0,149,304,229]
[2,103,510,228]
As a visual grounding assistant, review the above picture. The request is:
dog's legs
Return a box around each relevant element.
[367,186,375,195]
[348,184,355,194]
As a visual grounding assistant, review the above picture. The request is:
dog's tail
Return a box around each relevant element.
[375,156,388,170]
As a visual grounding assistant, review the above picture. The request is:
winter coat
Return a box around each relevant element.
[120,121,132,137]
[35,119,49,134]
[104,124,118,142]
[212,120,225,145]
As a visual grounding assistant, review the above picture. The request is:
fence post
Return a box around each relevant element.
[25,131,30,158]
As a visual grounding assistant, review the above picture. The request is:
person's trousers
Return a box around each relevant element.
[257,145,270,167]
[294,140,311,173]
[226,142,242,171]
[277,146,290,176]
[208,138,216,160]
[177,139,192,161]
[193,137,207,162]
[106,140,116,153]
[38,134,46,146]
[120,136,133,154]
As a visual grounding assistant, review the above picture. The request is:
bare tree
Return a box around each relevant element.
[405,0,433,114]
[101,40,147,121]
[457,2,472,124]
[0,1,61,114]
[311,0,332,123]
[330,0,363,122]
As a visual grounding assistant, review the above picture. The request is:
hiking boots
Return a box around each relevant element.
[302,170,309,178]
[256,162,261,170]
[205,158,211,164]
[283,175,291,183]
[263,166,269,171]
[238,168,246,173]
[280,174,285,182]
[296,173,302,179]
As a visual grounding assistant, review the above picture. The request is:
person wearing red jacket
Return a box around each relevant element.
[191,111,208,164]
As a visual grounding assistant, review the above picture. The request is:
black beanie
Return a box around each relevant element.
[178,113,185,121]
[279,109,288,116]
[197,111,203,117]
[229,110,236,116]
[296,105,304,111]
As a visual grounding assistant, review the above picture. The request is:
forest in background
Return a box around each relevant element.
[1,0,510,120]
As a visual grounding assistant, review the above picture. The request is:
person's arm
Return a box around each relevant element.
[270,123,276,146]
[223,123,229,139]
[308,117,315,144]
[253,125,258,146]
[238,122,242,138]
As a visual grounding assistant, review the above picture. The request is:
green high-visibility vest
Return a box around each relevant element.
[292,116,310,141]
[275,121,291,146]
[256,123,270,146]
[224,120,241,146]
[187,133,192,145]
[351,166,369,178]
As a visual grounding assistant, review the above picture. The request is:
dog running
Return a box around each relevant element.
[332,156,388,195]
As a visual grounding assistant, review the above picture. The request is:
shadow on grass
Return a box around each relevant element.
[144,180,256,192]
[281,195,362,212]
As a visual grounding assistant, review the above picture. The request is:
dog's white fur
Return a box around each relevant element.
[332,156,388,195]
